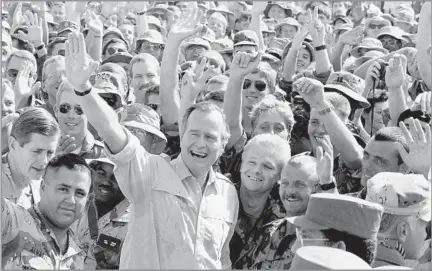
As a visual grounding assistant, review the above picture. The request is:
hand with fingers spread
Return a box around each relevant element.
[385,54,407,90]
[24,12,43,45]
[87,10,103,36]
[230,51,261,78]
[306,7,326,46]
[316,136,334,185]
[56,134,77,155]
[398,118,431,176]
[181,57,218,100]
[12,2,25,31]
[413,92,432,115]
[293,77,327,110]
[65,32,99,92]
[364,60,382,90]
[338,26,364,46]
[168,7,205,43]
[14,62,33,98]
[291,25,310,50]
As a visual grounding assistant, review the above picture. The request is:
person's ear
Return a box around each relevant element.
[396,220,410,242]
[333,240,347,251]
[8,135,18,151]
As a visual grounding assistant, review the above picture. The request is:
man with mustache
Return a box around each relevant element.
[2,107,60,209]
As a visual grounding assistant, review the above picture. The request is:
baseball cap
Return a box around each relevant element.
[86,157,115,167]
[92,71,127,108]
[207,5,235,20]
[332,16,352,26]
[102,52,133,66]
[57,21,79,36]
[366,172,431,222]
[275,17,300,31]
[325,71,370,109]
[182,37,211,53]
[287,193,384,239]
[366,16,392,28]
[45,12,58,27]
[121,103,167,143]
[350,38,389,58]
[103,27,128,45]
[233,30,258,47]
[377,26,406,41]
[146,15,167,36]
[147,4,172,18]
[264,2,297,18]
[291,246,372,270]
[354,50,387,67]
[137,30,165,45]
[211,39,233,54]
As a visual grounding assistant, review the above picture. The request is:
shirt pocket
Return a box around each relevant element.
[201,213,235,261]
[161,202,189,254]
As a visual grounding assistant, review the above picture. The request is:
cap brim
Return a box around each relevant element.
[325,84,371,108]
[351,47,388,58]
[137,37,165,45]
[123,121,167,142]
[286,215,330,231]
[104,54,133,64]
[85,158,115,166]
[234,41,257,47]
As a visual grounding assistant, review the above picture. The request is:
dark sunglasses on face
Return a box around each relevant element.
[107,47,127,55]
[243,79,267,92]
[369,24,385,30]
[57,49,65,56]
[59,103,84,115]
[6,69,19,78]
[99,94,121,110]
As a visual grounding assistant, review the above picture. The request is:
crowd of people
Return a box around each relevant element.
[1,0,431,270]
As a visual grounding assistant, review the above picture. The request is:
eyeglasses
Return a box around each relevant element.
[296,228,329,247]
[185,46,207,55]
[242,79,267,92]
[368,24,386,30]
[379,38,398,47]
[107,47,127,55]
[59,103,84,115]
[139,42,164,52]
[99,93,121,110]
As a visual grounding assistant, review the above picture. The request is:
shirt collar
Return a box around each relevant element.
[375,242,406,267]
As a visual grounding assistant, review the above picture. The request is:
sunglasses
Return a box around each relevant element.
[99,94,121,110]
[242,79,267,92]
[59,103,84,115]
[107,47,127,55]
[379,38,398,46]
[368,24,386,30]
[6,69,19,78]
[139,42,164,52]
[57,49,65,56]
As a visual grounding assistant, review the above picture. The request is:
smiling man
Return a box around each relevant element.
[2,153,92,269]
[2,107,60,209]
[65,29,239,269]
[73,157,129,269]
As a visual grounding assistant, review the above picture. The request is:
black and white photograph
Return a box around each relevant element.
[1,0,431,269]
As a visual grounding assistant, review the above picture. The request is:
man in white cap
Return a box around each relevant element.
[365,172,431,268]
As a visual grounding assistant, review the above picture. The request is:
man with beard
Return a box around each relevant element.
[73,158,129,269]
[2,153,91,269]
[2,107,60,209]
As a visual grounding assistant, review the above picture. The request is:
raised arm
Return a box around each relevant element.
[416,1,432,90]
[160,8,204,125]
[331,27,364,72]
[127,2,149,37]
[223,52,261,149]
[250,2,267,53]
[86,10,103,62]
[295,78,363,169]
[281,26,309,81]
[65,32,126,154]
[307,7,331,75]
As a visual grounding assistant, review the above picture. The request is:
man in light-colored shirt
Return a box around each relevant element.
[64,30,239,269]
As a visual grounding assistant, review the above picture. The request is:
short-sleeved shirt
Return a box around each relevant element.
[103,127,239,269]
[72,195,130,269]
[2,201,85,269]
[233,218,297,269]
[2,154,41,209]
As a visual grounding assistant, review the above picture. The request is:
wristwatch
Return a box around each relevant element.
[319,180,336,191]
